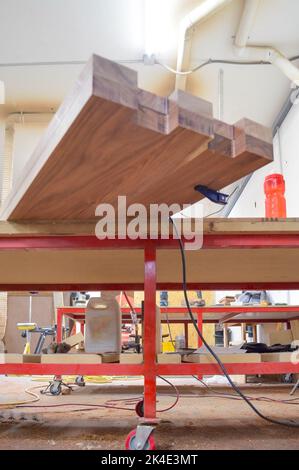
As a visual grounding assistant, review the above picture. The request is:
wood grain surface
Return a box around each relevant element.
[0,55,273,221]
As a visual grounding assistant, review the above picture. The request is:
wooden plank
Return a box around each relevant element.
[0,54,273,221]
[0,353,23,363]
[0,218,299,237]
[0,248,298,285]
[182,353,261,364]
[120,354,143,364]
[261,352,294,362]
[41,354,103,364]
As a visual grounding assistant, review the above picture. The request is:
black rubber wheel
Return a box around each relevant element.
[135,400,144,417]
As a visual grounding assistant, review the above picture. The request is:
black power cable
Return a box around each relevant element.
[170,216,299,428]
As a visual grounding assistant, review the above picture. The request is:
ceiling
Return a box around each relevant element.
[0,0,298,126]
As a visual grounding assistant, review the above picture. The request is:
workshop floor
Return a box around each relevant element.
[0,376,299,450]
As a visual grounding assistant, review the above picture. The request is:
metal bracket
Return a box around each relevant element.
[290,379,299,396]
[134,425,155,450]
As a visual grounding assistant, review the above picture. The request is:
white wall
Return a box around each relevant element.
[11,121,49,185]
[0,118,5,200]
[230,101,299,218]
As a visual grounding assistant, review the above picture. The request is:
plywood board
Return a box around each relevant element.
[0,55,272,221]
[268,330,293,346]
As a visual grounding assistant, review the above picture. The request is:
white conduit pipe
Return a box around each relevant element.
[235,0,299,86]
[176,0,232,89]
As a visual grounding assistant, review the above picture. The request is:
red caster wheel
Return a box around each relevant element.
[135,400,144,417]
[125,428,156,450]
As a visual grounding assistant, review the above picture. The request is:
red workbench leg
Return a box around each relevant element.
[143,244,157,420]
[184,322,189,348]
[197,312,203,380]
[197,312,203,348]
[56,308,63,343]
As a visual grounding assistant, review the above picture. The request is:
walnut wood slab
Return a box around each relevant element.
[0,55,273,221]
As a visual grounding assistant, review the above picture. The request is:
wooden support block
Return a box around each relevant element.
[0,353,23,364]
[261,352,294,363]
[120,354,143,364]
[22,354,41,363]
[100,353,119,363]
[182,353,261,364]
[64,332,84,348]
[41,354,102,364]
[157,353,181,364]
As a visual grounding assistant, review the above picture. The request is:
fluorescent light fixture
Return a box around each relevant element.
[0,80,5,104]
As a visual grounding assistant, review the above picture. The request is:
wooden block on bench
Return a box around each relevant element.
[99,353,119,363]
[157,353,181,364]
[64,332,84,348]
[41,354,102,364]
[0,353,23,364]
[120,354,143,364]
[23,354,41,363]
[182,353,261,364]
[261,352,294,362]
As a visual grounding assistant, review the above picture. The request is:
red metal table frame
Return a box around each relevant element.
[56,305,299,349]
[1,234,299,421]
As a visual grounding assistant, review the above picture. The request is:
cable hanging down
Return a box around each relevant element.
[170,216,299,428]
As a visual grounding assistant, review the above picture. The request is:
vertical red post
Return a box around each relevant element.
[143,243,157,419]
[184,322,189,348]
[56,308,63,343]
[197,312,203,348]
[197,311,203,380]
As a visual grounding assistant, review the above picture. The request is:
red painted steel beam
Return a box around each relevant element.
[158,362,299,375]
[1,234,299,250]
[0,364,144,375]
[3,283,299,291]
[1,362,299,376]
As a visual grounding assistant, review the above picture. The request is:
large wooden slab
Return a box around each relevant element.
[0,55,273,221]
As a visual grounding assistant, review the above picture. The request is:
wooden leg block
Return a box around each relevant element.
[0,353,23,364]
[41,354,102,364]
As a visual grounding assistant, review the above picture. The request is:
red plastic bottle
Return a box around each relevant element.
[264,174,287,218]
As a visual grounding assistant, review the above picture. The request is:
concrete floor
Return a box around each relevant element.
[0,376,299,450]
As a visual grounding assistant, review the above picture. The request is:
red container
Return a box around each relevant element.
[264,174,287,218]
